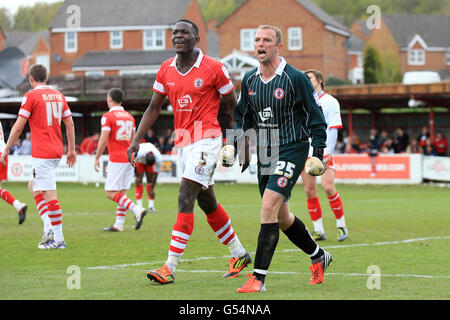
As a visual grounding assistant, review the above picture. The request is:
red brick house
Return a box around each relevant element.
[216,0,350,80]
[48,0,207,77]
[363,14,450,79]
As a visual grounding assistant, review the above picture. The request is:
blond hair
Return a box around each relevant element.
[257,25,282,45]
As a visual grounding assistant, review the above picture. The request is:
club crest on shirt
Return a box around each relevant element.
[194,78,204,88]
[195,164,205,175]
[277,176,288,188]
[274,88,284,100]
[249,90,256,96]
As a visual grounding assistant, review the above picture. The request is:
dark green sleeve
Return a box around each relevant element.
[295,71,327,148]
[233,73,253,132]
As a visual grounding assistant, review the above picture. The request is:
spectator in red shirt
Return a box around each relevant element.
[80,133,100,154]
[432,131,448,156]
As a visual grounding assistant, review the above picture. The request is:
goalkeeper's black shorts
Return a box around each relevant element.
[256,140,309,201]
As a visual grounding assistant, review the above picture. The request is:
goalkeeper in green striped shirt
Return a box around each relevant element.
[219,25,333,293]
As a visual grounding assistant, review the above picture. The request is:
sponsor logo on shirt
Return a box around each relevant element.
[177,95,192,109]
[258,107,273,122]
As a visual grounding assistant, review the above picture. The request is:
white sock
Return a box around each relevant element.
[312,218,325,234]
[52,224,64,242]
[136,199,143,207]
[42,214,52,234]
[148,199,154,208]
[13,200,25,211]
[166,255,180,274]
[336,216,346,228]
[227,236,246,258]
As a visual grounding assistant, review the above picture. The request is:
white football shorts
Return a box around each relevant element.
[178,137,222,188]
[104,161,134,191]
[31,158,61,191]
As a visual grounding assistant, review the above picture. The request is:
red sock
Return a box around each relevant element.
[206,203,236,245]
[147,184,154,200]
[47,200,62,226]
[135,184,143,200]
[34,194,48,217]
[307,197,322,221]
[169,212,194,257]
[328,192,344,219]
[113,192,136,212]
[0,188,16,205]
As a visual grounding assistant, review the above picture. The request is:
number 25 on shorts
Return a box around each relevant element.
[274,161,296,178]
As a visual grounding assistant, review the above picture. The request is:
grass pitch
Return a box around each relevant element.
[0,182,449,300]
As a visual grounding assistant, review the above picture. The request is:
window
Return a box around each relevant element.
[408,49,425,66]
[446,50,450,66]
[143,29,165,50]
[110,31,123,49]
[85,71,105,77]
[240,29,257,51]
[65,32,77,53]
[36,55,50,72]
[288,27,302,50]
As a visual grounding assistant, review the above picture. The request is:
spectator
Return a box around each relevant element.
[145,129,159,146]
[423,144,437,156]
[432,131,448,156]
[423,138,437,156]
[369,129,382,156]
[18,132,32,154]
[381,138,395,154]
[80,133,100,154]
[406,139,422,154]
[379,129,389,147]
[394,127,409,153]
[344,132,360,153]
[10,138,21,155]
[417,126,429,148]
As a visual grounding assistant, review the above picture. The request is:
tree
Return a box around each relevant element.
[363,46,383,84]
[12,2,62,31]
[379,51,403,83]
[0,7,12,30]
[198,0,236,22]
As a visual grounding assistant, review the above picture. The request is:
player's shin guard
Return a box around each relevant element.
[34,194,52,233]
[253,223,279,283]
[0,188,16,205]
[307,197,324,233]
[283,216,320,255]
[328,192,345,227]
[113,192,141,216]
[206,203,245,258]
[135,184,143,206]
[166,212,194,273]
[47,200,64,242]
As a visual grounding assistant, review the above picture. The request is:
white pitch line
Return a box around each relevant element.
[86,235,450,270]
[89,268,450,279]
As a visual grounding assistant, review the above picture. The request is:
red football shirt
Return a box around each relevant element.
[101,106,135,163]
[153,48,233,147]
[18,85,72,159]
